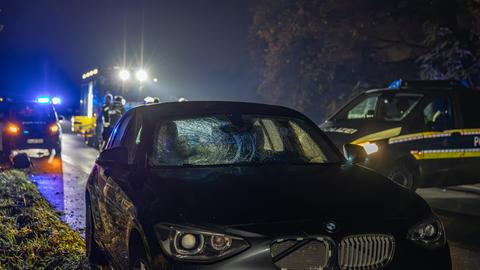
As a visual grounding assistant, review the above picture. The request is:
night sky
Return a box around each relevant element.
[0,0,259,112]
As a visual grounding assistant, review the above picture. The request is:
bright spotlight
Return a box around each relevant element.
[136,69,148,82]
[118,69,130,81]
[52,97,61,105]
[153,77,158,83]
[37,97,51,104]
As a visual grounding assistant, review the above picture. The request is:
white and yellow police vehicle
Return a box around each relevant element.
[321,80,480,190]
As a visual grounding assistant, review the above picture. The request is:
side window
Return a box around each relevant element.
[347,95,379,120]
[458,94,480,128]
[122,115,143,164]
[379,94,422,121]
[423,97,454,131]
[109,114,132,148]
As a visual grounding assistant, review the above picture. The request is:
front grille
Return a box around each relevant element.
[271,237,333,270]
[338,234,395,270]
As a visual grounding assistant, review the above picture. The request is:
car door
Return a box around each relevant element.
[399,94,464,186]
[95,113,133,257]
[104,112,144,268]
[454,91,480,183]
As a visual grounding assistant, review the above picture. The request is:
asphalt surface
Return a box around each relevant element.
[27,126,480,269]
[30,129,98,234]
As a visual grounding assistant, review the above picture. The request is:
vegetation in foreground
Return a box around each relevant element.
[0,170,88,269]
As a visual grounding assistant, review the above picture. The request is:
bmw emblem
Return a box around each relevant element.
[324,221,337,233]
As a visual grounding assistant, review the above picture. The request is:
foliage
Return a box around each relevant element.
[250,0,480,121]
[0,170,88,270]
[417,24,478,82]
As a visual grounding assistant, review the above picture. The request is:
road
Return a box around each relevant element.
[30,129,98,234]
[28,127,480,269]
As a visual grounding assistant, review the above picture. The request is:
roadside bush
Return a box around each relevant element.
[0,170,88,269]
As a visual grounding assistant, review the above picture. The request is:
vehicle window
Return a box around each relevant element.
[458,94,480,128]
[151,115,339,167]
[380,94,422,121]
[109,114,132,148]
[347,95,379,120]
[122,115,143,164]
[9,103,56,122]
[423,97,454,131]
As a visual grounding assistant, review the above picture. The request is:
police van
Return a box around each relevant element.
[320,80,480,190]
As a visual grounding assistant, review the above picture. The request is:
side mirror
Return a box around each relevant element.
[12,153,31,169]
[343,144,367,163]
[97,147,128,166]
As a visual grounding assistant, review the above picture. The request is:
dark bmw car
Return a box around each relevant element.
[1,101,62,157]
[86,101,451,270]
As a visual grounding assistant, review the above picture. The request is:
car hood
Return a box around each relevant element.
[320,120,402,150]
[140,164,430,230]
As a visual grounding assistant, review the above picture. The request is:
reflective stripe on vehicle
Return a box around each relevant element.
[410,149,480,160]
[351,127,402,144]
[389,129,480,144]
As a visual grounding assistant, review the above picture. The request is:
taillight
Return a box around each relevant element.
[49,124,59,134]
[6,123,20,135]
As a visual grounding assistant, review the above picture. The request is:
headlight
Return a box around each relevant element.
[155,224,249,262]
[49,124,60,134]
[407,215,446,249]
[6,123,20,135]
[358,142,379,155]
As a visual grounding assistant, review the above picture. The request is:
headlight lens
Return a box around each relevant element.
[358,142,379,155]
[49,124,60,134]
[6,123,20,135]
[155,224,249,261]
[407,215,446,249]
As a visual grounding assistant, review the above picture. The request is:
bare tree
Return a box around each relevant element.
[250,0,479,121]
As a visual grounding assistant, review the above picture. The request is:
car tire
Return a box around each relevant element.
[387,165,418,190]
[86,200,108,268]
[129,239,150,270]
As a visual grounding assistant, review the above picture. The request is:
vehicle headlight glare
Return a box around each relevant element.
[135,69,148,82]
[407,215,446,249]
[50,124,59,134]
[118,69,130,81]
[358,142,379,155]
[155,224,249,262]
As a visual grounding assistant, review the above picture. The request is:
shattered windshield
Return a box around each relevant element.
[151,115,340,166]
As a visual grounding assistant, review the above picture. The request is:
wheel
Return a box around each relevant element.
[86,199,108,268]
[387,165,418,190]
[129,238,150,270]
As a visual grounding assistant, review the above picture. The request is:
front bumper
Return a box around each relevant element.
[2,134,60,153]
[150,238,452,270]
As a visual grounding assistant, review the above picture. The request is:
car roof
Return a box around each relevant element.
[134,101,309,119]
[364,87,476,95]
[9,101,54,107]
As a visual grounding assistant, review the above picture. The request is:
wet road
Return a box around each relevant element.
[30,130,98,233]
[28,128,480,269]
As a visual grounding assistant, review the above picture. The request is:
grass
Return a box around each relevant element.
[0,170,88,269]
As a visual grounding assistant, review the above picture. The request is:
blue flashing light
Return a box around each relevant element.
[52,97,61,105]
[388,79,402,89]
[37,97,51,103]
